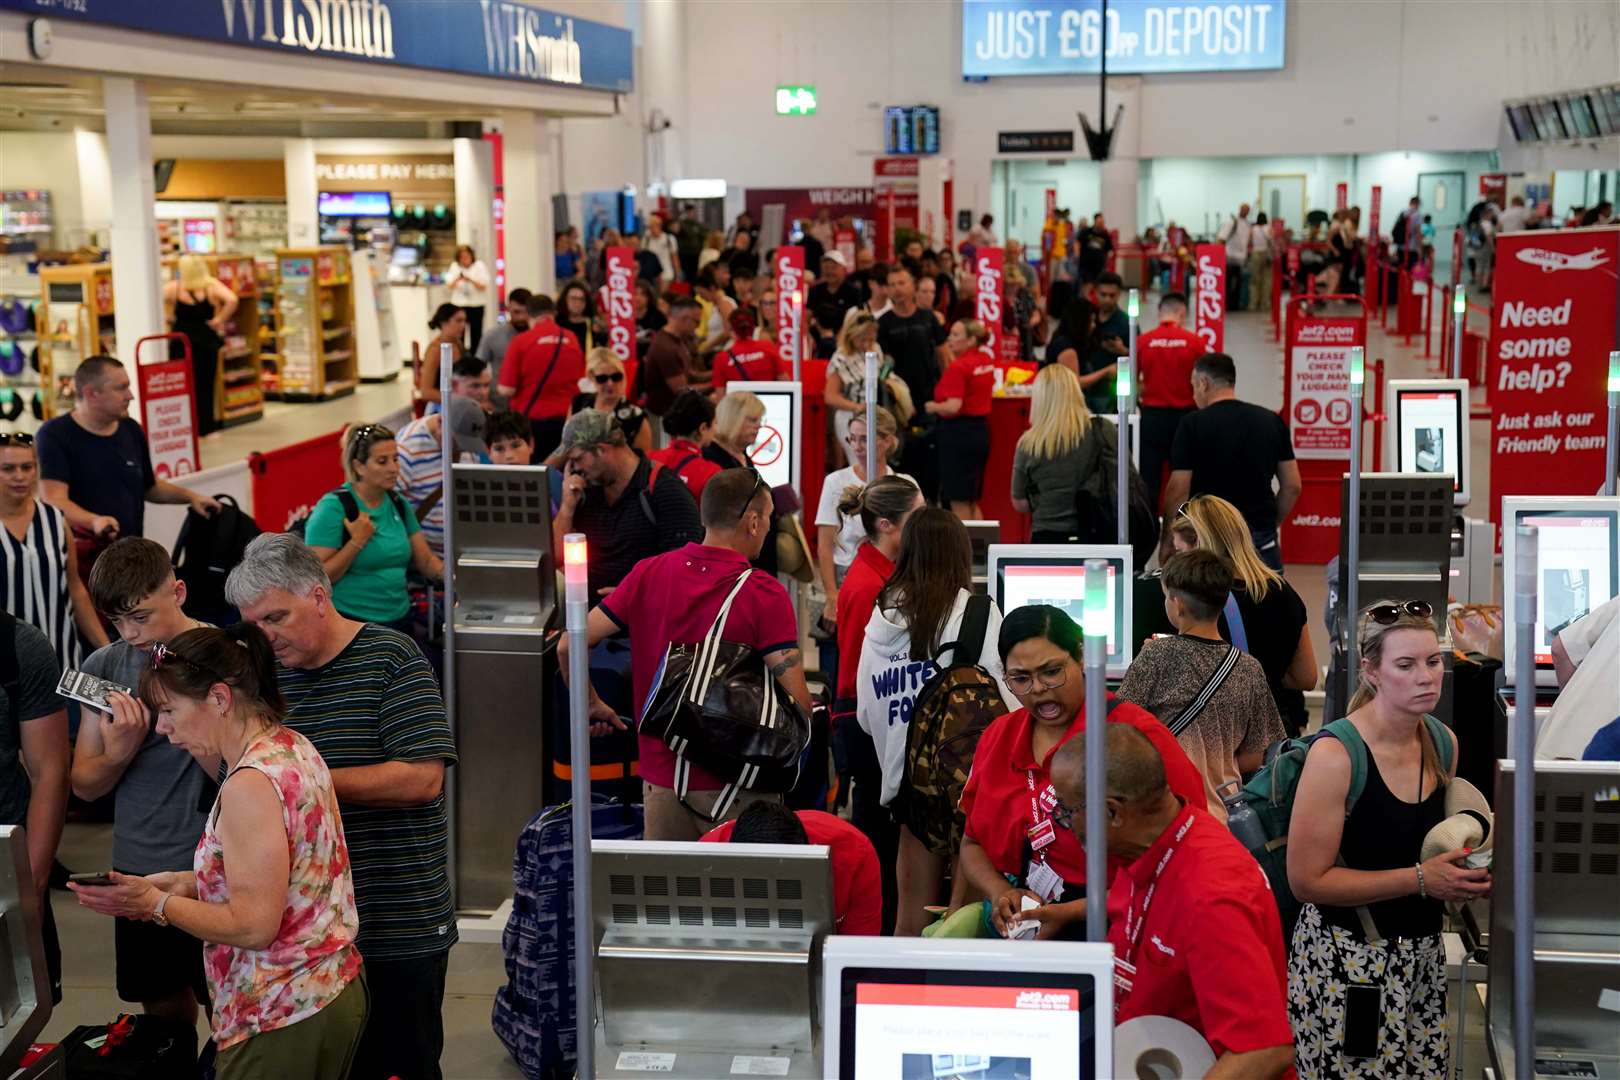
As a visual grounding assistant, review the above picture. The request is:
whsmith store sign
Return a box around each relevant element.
[0,0,634,93]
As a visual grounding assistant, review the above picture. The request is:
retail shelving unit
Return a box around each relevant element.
[274,246,357,400]
[160,252,265,428]
[255,258,282,397]
[0,288,41,435]
[36,262,115,419]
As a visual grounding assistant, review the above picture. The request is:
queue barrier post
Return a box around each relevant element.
[1369,359,1386,472]
[1511,526,1538,1079]
[1451,286,1467,381]
[1421,278,1434,362]
[1606,351,1619,497]
[1345,346,1365,673]
[438,343,458,909]
[1082,559,1110,945]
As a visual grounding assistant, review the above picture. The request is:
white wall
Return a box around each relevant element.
[664,0,1619,238]
[0,132,88,246]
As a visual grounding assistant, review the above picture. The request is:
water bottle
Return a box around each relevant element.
[1220,780,1266,853]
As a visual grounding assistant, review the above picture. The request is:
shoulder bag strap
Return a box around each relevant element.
[1422,714,1455,776]
[1222,593,1251,653]
[953,593,994,666]
[1318,716,1385,946]
[521,335,568,418]
[685,569,754,706]
[1168,645,1242,737]
[416,485,445,521]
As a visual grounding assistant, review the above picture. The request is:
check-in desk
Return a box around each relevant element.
[451,464,557,912]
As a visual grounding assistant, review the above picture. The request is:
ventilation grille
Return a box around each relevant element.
[603,871,809,931]
[1359,484,1451,538]
[1533,783,1620,879]
[455,474,547,526]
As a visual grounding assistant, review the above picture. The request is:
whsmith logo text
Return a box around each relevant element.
[220,0,396,58]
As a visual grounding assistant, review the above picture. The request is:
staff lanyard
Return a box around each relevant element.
[1025,768,1059,861]
[1115,809,1195,1005]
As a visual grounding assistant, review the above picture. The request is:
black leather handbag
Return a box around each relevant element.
[640,569,810,822]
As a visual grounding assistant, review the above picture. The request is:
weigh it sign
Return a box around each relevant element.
[775,246,806,364]
[604,246,636,363]
[1488,227,1619,524]
[138,360,198,480]
[1287,318,1360,459]
[976,247,1003,358]
[1194,243,1224,353]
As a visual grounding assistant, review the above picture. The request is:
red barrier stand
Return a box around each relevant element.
[134,332,200,480]
[1280,294,1369,564]
[249,427,346,532]
[981,395,1033,544]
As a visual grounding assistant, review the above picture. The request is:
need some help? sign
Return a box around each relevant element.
[962,0,1286,77]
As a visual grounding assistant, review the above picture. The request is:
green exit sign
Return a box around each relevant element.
[775,85,817,116]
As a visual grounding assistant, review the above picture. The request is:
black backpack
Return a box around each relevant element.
[288,487,409,542]
[171,494,261,624]
[1073,422,1160,567]
[1391,210,1409,247]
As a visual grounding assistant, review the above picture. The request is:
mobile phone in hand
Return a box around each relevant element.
[68,872,117,888]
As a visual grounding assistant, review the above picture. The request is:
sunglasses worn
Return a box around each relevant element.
[595,373,625,385]
[0,432,34,447]
[1366,600,1435,625]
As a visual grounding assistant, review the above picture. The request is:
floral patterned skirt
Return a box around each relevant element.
[1287,903,1448,1080]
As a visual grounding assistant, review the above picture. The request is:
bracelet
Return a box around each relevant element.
[1415,863,1427,899]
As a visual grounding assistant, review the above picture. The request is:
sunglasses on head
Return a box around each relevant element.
[0,432,34,447]
[594,372,625,385]
[1365,600,1434,625]
[150,641,229,684]
[349,424,392,459]
[737,468,769,524]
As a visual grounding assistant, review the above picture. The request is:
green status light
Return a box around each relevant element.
[1082,564,1110,638]
[1454,286,1467,316]
[1116,363,1132,400]
[775,86,817,116]
[1609,350,1620,393]
[1349,346,1365,387]
[1127,288,1140,320]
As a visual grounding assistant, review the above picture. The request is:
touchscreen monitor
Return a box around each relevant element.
[1502,497,1620,687]
[988,545,1133,677]
[1388,379,1469,506]
[726,381,802,495]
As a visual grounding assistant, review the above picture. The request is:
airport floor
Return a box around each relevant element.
[44,299,1498,1075]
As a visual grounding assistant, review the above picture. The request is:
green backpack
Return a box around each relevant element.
[1236,715,1454,940]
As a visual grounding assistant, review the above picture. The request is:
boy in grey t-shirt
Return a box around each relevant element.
[71,538,212,1024]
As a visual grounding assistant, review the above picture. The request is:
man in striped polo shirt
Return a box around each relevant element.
[227,533,456,1080]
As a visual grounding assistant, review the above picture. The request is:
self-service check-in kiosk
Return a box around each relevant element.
[591,840,834,1078]
[1387,379,1494,604]
[0,827,56,1077]
[450,463,556,912]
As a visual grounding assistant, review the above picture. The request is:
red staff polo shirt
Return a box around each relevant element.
[959,696,1205,889]
[702,809,882,936]
[501,318,585,420]
[600,543,799,792]
[1136,323,1206,409]
[934,347,996,417]
[834,542,895,704]
[713,338,788,392]
[1107,801,1295,1067]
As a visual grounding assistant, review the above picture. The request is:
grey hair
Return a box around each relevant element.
[224,533,332,608]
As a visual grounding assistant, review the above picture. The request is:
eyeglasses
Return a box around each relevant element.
[1050,796,1079,833]
[1004,661,1071,697]
[1365,600,1435,626]
[150,642,228,684]
[0,432,34,447]
[738,468,769,524]
[594,372,625,385]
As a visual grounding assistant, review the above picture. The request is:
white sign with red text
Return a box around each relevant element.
[1193,243,1225,354]
[976,246,1004,358]
[139,360,199,480]
[774,246,806,365]
[1287,318,1361,460]
[604,246,636,363]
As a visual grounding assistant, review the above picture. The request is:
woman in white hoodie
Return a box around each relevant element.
[856,508,1016,935]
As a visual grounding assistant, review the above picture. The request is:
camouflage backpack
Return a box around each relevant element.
[899,593,1009,859]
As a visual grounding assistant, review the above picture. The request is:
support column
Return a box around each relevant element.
[283,138,318,248]
[500,110,556,298]
[102,77,161,411]
[453,136,496,314]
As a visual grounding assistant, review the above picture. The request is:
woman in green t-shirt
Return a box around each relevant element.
[304,423,443,628]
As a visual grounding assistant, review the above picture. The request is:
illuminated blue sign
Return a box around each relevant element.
[0,0,633,93]
[962,0,1286,77]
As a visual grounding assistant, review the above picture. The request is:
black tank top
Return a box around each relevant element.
[172,293,220,345]
[1323,744,1446,941]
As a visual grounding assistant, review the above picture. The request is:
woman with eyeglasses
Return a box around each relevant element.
[1168,494,1316,734]
[856,509,1017,936]
[70,624,367,1079]
[0,431,108,668]
[955,604,1204,940]
[824,314,888,455]
[705,393,779,576]
[814,407,909,634]
[570,348,651,453]
[303,424,443,632]
[1287,601,1487,1080]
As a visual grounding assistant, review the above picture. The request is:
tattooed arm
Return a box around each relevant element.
[764,647,813,716]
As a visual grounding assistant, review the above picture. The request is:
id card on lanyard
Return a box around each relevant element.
[1025,769,1064,902]
[1113,810,1194,1008]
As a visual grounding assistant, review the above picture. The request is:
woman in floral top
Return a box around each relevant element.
[70,624,366,1079]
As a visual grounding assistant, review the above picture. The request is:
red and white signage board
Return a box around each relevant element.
[1193,243,1225,354]
[1487,227,1619,525]
[604,246,636,363]
[976,246,1004,359]
[1287,317,1361,459]
[774,246,806,364]
[1335,183,1348,211]
[835,228,857,269]
[139,360,199,480]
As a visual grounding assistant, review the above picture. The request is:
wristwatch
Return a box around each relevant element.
[152,893,172,927]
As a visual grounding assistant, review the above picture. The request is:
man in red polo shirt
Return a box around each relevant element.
[702,802,881,936]
[1135,292,1205,510]
[561,468,813,841]
[1052,724,1295,1080]
[497,293,584,462]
